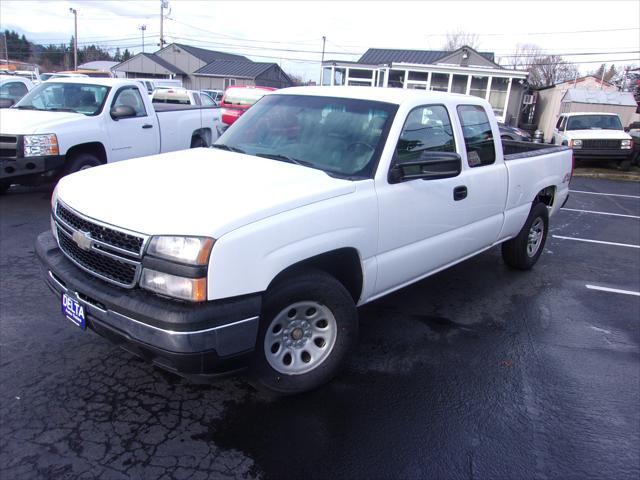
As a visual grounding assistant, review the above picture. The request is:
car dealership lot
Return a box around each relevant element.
[0,177,638,480]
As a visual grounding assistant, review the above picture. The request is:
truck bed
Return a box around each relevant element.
[502,140,570,160]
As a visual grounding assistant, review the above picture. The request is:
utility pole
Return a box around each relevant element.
[159,0,168,48]
[2,32,8,64]
[69,8,78,70]
[320,35,326,84]
[139,25,147,53]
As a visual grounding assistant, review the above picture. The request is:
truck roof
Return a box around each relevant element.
[273,85,480,106]
[560,112,621,117]
[39,77,140,88]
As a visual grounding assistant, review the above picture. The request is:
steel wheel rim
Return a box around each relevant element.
[79,165,93,171]
[264,301,338,375]
[527,217,544,257]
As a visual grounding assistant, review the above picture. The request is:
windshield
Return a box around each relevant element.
[14,82,110,115]
[566,115,623,131]
[222,88,272,106]
[216,94,397,178]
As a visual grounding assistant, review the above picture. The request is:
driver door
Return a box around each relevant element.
[106,86,159,161]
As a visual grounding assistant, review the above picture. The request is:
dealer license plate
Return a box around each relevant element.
[62,293,86,330]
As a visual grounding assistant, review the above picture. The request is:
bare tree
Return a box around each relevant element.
[500,43,578,88]
[441,30,481,51]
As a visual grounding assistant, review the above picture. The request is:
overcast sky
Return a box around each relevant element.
[1,0,638,80]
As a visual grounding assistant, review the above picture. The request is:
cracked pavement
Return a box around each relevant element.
[1,178,639,479]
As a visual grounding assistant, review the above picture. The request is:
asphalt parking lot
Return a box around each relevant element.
[0,176,638,480]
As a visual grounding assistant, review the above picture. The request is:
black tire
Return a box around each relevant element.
[0,181,10,195]
[249,269,358,395]
[64,152,102,176]
[619,159,632,172]
[190,136,206,148]
[550,137,556,145]
[502,202,549,270]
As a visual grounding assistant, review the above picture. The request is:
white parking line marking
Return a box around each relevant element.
[569,189,640,199]
[552,235,640,249]
[561,208,640,219]
[586,285,640,297]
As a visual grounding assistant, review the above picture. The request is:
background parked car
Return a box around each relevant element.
[219,85,275,128]
[498,123,531,141]
[201,89,224,105]
[0,75,33,107]
[40,72,89,81]
[627,121,640,166]
[152,88,216,106]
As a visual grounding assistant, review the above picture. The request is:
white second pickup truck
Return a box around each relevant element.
[0,78,222,193]
[37,86,573,394]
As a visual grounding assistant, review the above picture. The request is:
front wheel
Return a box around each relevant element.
[250,269,358,395]
[64,152,102,176]
[502,202,549,270]
[190,136,206,148]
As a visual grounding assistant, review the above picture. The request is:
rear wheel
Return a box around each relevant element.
[0,181,10,195]
[250,269,358,395]
[502,202,549,270]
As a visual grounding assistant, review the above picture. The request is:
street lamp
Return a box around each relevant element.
[69,8,78,70]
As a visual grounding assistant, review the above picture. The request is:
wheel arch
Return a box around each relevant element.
[65,142,107,164]
[266,247,364,304]
[191,128,212,146]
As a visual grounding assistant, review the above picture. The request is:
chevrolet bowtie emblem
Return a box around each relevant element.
[72,230,93,251]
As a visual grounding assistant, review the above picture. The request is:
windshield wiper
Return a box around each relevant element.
[47,108,79,113]
[15,105,39,110]
[211,143,246,154]
[255,153,315,168]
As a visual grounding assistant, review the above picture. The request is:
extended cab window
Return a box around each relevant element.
[395,105,455,164]
[113,87,147,117]
[457,105,495,167]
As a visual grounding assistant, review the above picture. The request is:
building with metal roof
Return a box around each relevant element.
[322,45,528,125]
[112,43,292,90]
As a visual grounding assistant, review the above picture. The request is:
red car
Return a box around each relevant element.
[219,85,276,127]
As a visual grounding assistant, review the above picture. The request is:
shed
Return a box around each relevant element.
[560,89,638,126]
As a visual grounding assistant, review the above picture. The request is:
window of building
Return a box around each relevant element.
[488,77,509,117]
[224,78,237,89]
[430,73,449,92]
[377,70,386,87]
[333,68,346,86]
[457,105,495,167]
[408,71,429,82]
[349,68,374,79]
[321,67,332,86]
[388,69,405,88]
[395,104,456,166]
[469,76,488,98]
[451,75,468,94]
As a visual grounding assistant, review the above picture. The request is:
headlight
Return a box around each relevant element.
[146,236,214,265]
[570,139,582,149]
[24,134,59,157]
[621,139,632,149]
[140,269,207,302]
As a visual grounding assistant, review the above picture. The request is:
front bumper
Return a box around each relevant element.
[573,149,631,160]
[36,231,261,378]
[1,154,65,182]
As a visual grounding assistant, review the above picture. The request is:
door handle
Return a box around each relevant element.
[142,124,153,129]
[453,186,467,201]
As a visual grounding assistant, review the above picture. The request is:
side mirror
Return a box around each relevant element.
[110,104,136,120]
[624,127,630,132]
[389,151,462,183]
[0,98,15,108]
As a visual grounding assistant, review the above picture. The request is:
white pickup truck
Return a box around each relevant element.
[0,78,222,193]
[37,87,573,394]
[551,112,634,170]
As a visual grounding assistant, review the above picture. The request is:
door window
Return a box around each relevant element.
[555,116,565,130]
[112,87,147,117]
[395,105,456,165]
[457,105,495,167]
[0,81,28,102]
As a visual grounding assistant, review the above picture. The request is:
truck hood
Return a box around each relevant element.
[564,129,631,140]
[55,148,356,238]
[0,108,86,134]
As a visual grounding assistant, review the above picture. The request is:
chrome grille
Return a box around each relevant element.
[53,202,148,288]
[581,139,621,150]
[56,203,144,256]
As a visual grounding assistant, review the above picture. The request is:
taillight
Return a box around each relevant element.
[221,108,242,126]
